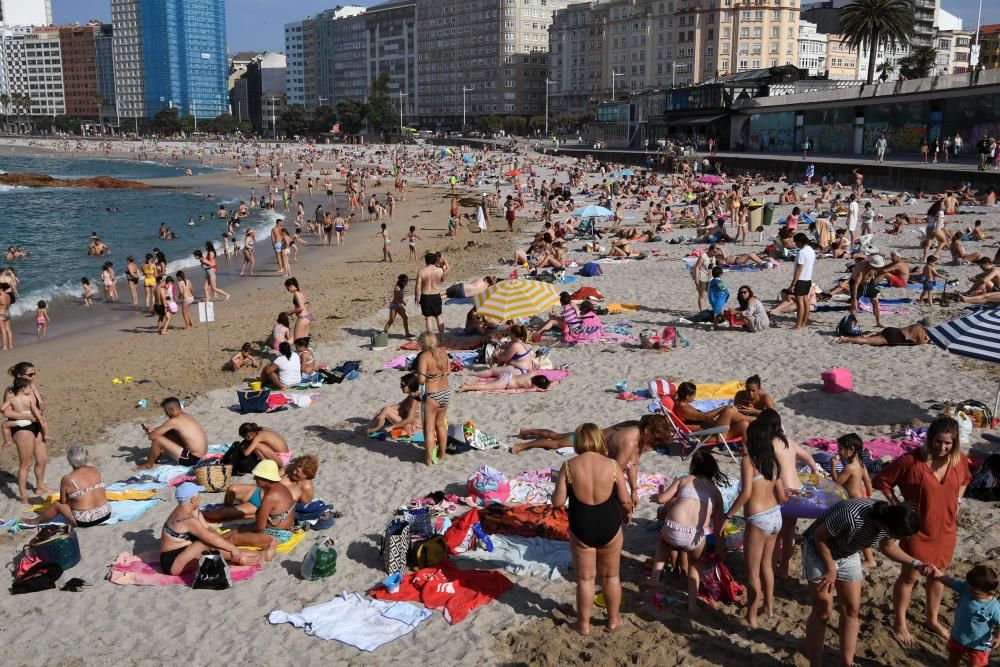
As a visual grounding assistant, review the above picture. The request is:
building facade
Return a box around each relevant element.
[59,23,118,122]
[797,20,826,75]
[0,0,51,27]
[933,30,972,75]
[825,34,860,80]
[285,5,367,116]
[245,52,287,134]
[367,1,417,121]
[980,24,1000,70]
[284,22,305,106]
[1,26,65,118]
[111,0,228,121]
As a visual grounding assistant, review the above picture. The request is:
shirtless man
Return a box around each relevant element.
[415,251,448,334]
[850,254,884,328]
[837,322,931,346]
[138,397,208,469]
[270,218,285,269]
[877,251,912,288]
[445,276,496,299]
[964,257,1000,295]
[202,455,317,522]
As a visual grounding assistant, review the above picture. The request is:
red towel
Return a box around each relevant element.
[478,503,569,541]
[370,562,512,624]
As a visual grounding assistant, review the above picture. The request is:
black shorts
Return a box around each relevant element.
[154,304,166,317]
[859,282,881,299]
[881,327,910,346]
[177,449,202,467]
[419,293,443,317]
[793,280,812,297]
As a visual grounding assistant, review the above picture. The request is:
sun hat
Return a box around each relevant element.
[175,482,205,502]
[868,254,886,268]
[252,460,282,482]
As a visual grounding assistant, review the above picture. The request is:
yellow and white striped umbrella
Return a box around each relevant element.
[472,278,561,322]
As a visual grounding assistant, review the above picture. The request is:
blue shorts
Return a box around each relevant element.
[802,542,863,583]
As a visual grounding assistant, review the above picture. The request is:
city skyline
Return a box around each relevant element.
[50,0,1000,53]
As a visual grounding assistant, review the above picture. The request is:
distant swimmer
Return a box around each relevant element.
[105,206,119,214]
[158,223,176,240]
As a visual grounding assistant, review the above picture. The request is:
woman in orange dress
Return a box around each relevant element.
[872,416,972,646]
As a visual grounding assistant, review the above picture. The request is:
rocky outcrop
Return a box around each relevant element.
[0,172,158,189]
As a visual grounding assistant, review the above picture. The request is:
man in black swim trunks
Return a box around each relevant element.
[137,397,209,469]
[415,251,448,334]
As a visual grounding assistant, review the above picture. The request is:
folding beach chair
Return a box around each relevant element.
[658,404,740,464]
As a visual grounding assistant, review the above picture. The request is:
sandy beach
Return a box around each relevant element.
[1,137,999,666]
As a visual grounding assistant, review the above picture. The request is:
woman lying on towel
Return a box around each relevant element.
[364,373,422,435]
[673,381,752,442]
[457,371,551,393]
[836,323,930,346]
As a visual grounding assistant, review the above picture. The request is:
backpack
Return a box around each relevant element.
[301,537,338,580]
[408,535,449,569]
[221,440,259,476]
[11,560,63,595]
[837,314,862,337]
[578,262,603,277]
[478,341,499,365]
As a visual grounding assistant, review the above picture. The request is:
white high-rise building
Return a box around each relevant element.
[0,0,52,27]
[1,26,65,119]
[284,21,305,106]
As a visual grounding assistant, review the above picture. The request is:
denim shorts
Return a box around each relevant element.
[802,542,863,583]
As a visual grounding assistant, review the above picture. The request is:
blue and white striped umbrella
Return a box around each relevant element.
[805,163,815,179]
[927,308,1000,364]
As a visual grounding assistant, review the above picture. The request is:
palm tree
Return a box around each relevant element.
[898,45,938,79]
[840,0,913,84]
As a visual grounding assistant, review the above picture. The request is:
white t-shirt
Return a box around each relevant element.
[273,352,302,387]
[796,245,816,282]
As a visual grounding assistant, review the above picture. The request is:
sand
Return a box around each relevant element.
[1,137,999,666]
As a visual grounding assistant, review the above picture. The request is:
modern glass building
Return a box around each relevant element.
[112,0,227,121]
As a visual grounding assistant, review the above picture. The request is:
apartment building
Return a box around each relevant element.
[550,0,801,116]
[284,22,305,106]
[59,23,117,121]
[0,0,51,26]
[980,24,1000,70]
[366,0,417,120]
[285,6,367,116]
[245,52,287,134]
[1,26,65,117]
[797,20,825,75]
[825,34,860,80]
[934,29,972,75]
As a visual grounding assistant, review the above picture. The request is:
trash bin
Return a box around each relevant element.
[748,202,764,232]
[762,202,775,226]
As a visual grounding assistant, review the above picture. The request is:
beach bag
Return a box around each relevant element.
[699,553,745,604]
[443,508,481,555]
[836,315,862,338]
[956,411,974,446]
[639,329,659,349]
[966,454,1000,502]
[408,535,449,569]
[193,460,232,493]
[380,518,411,574]
[958,399,994,428]
[658,327,678,350]
[300,537,338,580]
[478,341,500,365]
[10,558,62,595]
[578,262,603,277]
[648,379,675,399]
[404,508,434,537]
[30,525,81,570]
[237,389,271,414]
[821,368,853,394]
[468,465,510,505]
[371,331,389,350]
[467,428,504,451]
[191,550,232,590]
[221,440,258,476]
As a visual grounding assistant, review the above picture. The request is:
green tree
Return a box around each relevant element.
[335,99,366,134]
[503,116,527,136]
[840,0,913,84]
[180,115,196,134]
[898,45,938,79]
[35,115,54,133]
[310,105,338,135]
[152,107,181,136]
[478,115,503,135]
[527,115,547,132]
[237,121,253,137]
[209,113,237,135]
[365,72,397,137]
[276,104,307,137]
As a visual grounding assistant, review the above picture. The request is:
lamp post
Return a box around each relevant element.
[972,0,983,68]
[399,91,409,136]
[544,78,554,136]
[611,70,624,101]
[462,85,473,130]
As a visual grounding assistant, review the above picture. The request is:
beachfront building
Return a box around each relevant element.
[0,0,51,27]
[797,20,826,76]
[980,24,1000,70]
[549,0,802,118]
[284,22,306,107]
[368,1,418,124]
[0,26,65,124]
[59,22,116,128]
[111,0,228,124]
[245,52,287,135]
[228,52,264,123]
[933,29,973,75]
[825,35,861,81]
[284,6,367,117]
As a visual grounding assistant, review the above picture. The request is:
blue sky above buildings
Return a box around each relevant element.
[52,0,1000,52]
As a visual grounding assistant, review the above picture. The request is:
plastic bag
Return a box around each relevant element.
[301,537,337,580]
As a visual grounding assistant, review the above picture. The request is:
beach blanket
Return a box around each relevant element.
[217,527,307,554]
[133,464,192,486]
[268,593,432,651]
[605,303,641,314]
[479,503,569,541]
[805,436,921,460]
[104,481,162,500]
[906,280,947,291]
[369,562,512,624]
[507,479,556,505]
[457,535,572,580]
[694,381,743,400]
[595,257,639,264]
[107,551,263,586]
[384,350,479,370]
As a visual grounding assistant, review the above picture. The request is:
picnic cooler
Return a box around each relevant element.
[30,525,81,570]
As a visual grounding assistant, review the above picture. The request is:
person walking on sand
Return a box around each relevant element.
[402,226,423,261]
[271,218,286,273]
[415,252,448,334]
[383,274,412,337]
[376,223,393,262]
[138,397,208,469]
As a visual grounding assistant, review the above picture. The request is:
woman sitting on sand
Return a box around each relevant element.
[223,460,296,556]
[836,323,930,346]
[736,286,770,332]
[267,312,291,351]
[479,325,535,375]
[948,232,982,265]
[238,422,291,467]
[159,482,254,575]
[260,342,301,389]
[22,446,110,527]
[203,455,317,523]
[365,373,422,435]
[673,381,751,442]
[458,371,551,393]
[551,423,633,636]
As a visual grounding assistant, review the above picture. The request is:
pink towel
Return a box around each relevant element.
[805,437,921,460]
[107,551,262,587]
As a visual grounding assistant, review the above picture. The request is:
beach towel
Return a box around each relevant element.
[805,436,921,460]
[694,381,743,400]
[906,280,947,291]
[506,479,556,505]
[605,303,641,314]
[103,499,163,525]
[104,481,163,500]
[268,592,431,651]
[369,562,512,624]
[468,369,570,394]
[134,464,192,486]
[479,503,569,541]
[107,551,262,587]
[217,527,307,554]
[457,535,572,580]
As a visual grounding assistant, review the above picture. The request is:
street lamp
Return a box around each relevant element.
[544,78,554,136]
[972,0,983,68]
[462,85,473,130]
[398,91,409,136]
[611,70,624,101]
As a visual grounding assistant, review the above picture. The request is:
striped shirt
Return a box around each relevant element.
[803,498,888,561]
[563,304,582,333]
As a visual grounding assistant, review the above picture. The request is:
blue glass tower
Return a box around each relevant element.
[141,0,227,119]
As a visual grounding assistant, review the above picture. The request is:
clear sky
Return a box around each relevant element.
[52,0,1000,53]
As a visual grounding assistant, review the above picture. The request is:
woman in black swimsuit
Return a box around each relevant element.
[551,423,633,636]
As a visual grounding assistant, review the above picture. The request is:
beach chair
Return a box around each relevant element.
[659,405,740,464]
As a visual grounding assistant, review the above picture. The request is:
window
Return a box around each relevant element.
[771,27,779,38]
[741,11,750,20]
[755,10,763,20]
[722,12,731,22]
[772,10,780,19]
[738,59,748,69]
[754,27,761,38]
[740,27,749,37]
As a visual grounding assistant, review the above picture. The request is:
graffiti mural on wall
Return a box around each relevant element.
[893,123,928,153]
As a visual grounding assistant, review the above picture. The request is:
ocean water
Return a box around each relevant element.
[0,154,275,316]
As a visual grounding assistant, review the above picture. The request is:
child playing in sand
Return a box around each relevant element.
[383,274,411,337]
[376,223,392,262]
[81,277,94,306]
[929,564,1000,666]
[401,225,423,261]
[707,265,730,330]
[229,343,259,371]
[832,433,877,568]
[35,300,48,339]
[860,201,875,236]
[919,256,940,305]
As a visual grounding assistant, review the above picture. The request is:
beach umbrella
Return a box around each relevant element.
[696,175,722,184]
[572,205,615,218]
[462,154,474,165]
[927,308,1000,416]
[619,169,635,177]
[473,279,561,322]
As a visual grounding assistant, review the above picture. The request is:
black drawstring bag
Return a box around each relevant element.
[191,550,232,590]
